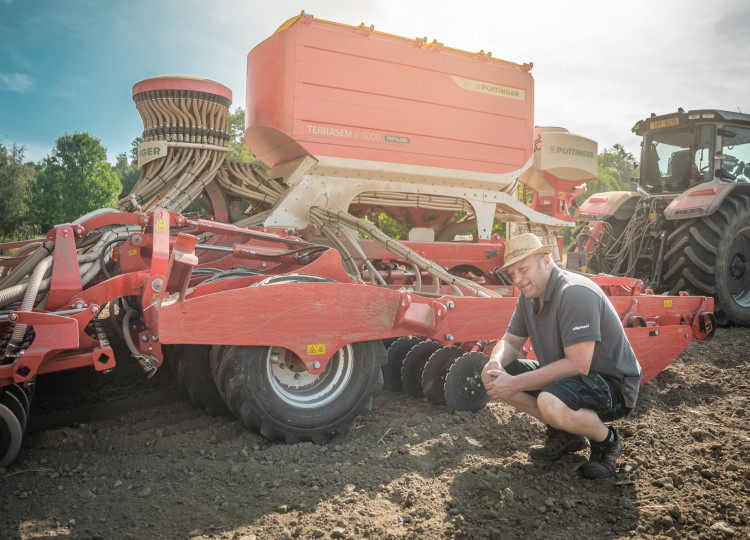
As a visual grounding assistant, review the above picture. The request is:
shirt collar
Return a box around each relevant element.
[544,266,564,304]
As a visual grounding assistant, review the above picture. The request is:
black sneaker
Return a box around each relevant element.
[529,426,589,461]
[583,431,624,479]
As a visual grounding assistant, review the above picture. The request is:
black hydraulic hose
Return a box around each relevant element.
[99,237,123,280]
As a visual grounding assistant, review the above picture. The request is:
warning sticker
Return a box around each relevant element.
[307,344,326,356]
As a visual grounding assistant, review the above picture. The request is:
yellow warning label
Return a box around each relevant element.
[128,249,137,256]
[155,218,167,233]
[307,344,326,355]
[664,299,673,307]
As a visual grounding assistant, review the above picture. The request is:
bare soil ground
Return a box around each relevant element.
[1,328,748,540]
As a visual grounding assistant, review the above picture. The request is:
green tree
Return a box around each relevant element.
[227,107,265,166]
[0,141,39,240]
[579,144,636,200]
[362,211,406,240]
[37,133,121,230]
[114,138,142,199]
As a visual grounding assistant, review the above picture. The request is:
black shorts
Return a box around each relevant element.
[505,359,631,422]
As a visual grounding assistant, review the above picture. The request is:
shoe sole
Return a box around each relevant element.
[582,464,616,479]
[529,439,590,461]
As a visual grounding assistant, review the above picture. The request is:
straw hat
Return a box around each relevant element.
[501,233,552,269]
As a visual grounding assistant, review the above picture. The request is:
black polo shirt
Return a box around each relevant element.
[507,266,641,408]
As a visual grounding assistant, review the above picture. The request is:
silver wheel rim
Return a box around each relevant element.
[266,345,353,409]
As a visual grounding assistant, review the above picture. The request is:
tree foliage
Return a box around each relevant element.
[579,143,636,199]
[360,211,406,240]
[0,141,38,240]
[227,107,265,166]
[36,133,121,230]
[114,138,142,200]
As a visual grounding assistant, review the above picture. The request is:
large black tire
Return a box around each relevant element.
[663,194,750,326]
[221,340,386,444]
[161,344,178,378]
[172,344,233,417]
[210,344,234,400]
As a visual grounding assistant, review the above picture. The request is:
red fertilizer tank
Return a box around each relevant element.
[242,11,574,239]
[244,11,535,176]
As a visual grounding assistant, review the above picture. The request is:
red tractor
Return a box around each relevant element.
[568,109,750,326]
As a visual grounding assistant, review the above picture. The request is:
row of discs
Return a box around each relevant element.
[382,337,489,412]
[0,383,33,467]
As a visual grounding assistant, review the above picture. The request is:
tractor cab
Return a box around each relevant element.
[633,109,750,196]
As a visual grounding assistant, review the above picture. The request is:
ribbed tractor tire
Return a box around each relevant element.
[221,340,386,444]
[663,194,750,326]
[210,345,234,401]
[172,344,233,417]
[161,344,179,378]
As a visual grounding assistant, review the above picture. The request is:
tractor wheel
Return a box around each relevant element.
[210,344,234,400]
[172,344,233,417]
[221,340,386,444]
[663,194,750,326]
[161,344,179,378]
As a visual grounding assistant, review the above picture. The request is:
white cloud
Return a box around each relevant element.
[0,72,33,92]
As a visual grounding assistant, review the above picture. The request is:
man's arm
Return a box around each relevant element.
[484,340,595,402]
[481,332,526,386]
[489,333,527,369]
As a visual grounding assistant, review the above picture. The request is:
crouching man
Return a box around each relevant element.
[482,233,641,479]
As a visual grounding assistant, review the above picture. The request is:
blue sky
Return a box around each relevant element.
[2,0,749,164]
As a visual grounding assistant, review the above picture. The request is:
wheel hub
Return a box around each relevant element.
[727,228,750,305]
[267,346,353,408]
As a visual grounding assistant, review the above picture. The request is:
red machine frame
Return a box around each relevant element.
[0,209,714,389]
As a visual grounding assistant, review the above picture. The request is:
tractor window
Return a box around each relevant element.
[720,126,750,183]
[693,125,714,184]
[641,125,715,194]
[641,129,692,194]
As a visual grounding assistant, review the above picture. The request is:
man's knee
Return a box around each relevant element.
[537,391,574,420]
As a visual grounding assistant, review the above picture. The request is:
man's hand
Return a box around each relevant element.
[484,369,519,403]
[481,359,501,387]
